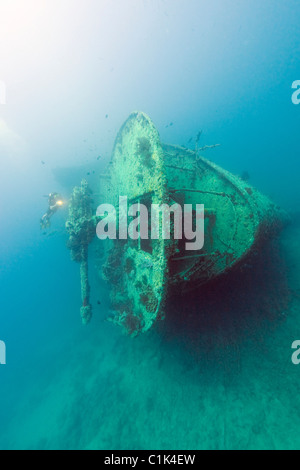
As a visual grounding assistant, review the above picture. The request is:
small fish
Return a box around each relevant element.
[87,172,90,176]
[169,122,174,127]
[41,161,45,165]
[97,156,102,161]
[188,137,193,144]
[105,114,109,119]
[97,300,101,305]
[196,131,202,144]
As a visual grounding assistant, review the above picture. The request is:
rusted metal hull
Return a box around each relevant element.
[99,112,286,335]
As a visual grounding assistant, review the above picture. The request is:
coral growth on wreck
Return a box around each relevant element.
[136,137,154,168]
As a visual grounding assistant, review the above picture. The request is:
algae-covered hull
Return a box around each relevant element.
[163,143,286,292]
[99,112,286,336]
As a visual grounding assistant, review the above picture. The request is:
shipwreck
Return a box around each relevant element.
[66,112,287,336]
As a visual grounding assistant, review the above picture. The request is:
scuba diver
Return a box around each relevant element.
[40,192,64,230]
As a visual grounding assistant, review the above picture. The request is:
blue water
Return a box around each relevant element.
[1,0,300,450]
